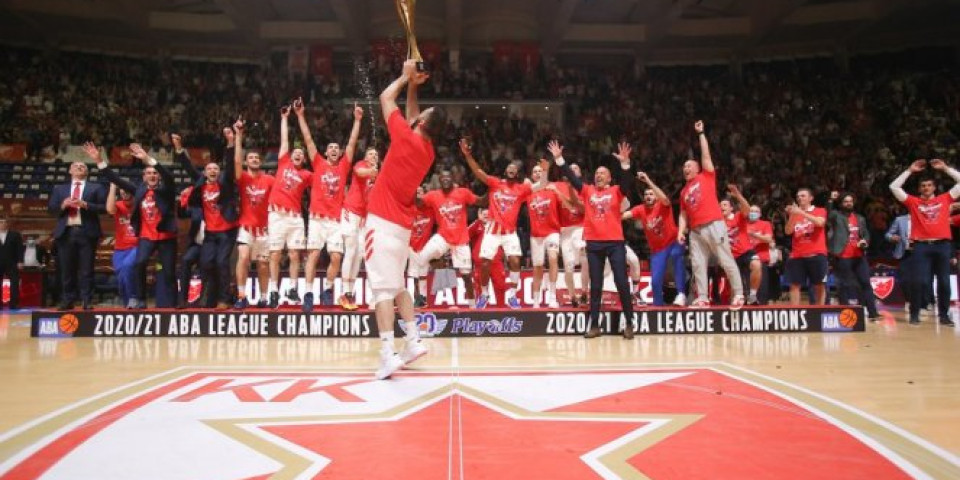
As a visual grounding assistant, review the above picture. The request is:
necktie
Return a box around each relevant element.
[69,182,81,219]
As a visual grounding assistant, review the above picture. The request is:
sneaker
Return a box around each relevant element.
[570,296,580,308]
[268,291,280,309]
[506,296,521,309]
[939,318,955,327]
[730,295,745,310]
[126,298,138,310]
[532,302,541,309]
[234,297,249,310]
[547,300,560,309]
[414,294,428,308]
[475,294,489,309]
[908,318,920,325]
[673,293,687,307]
[375,352,404,380]
[400,339,428,365]
[216,302,230,310]
[320,288,334,306]
[868,316,881,323]
[285,288,301,303]
[579,293,588,306]
[622,324,635,340]
[633,291,646,307]
[339,293,359,311]
[256,299,269,308]
[302,292,314,313]
[747,294,759,305]
[583,327,602,339]
[690,298,710,309]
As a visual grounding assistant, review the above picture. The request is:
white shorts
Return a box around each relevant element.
[479,230,522,260]
[268,211,306,251]
[560,226,585,266]
[407,247,430,278]
[363,214,412,304]
[530,232,560,267]
[237,226,269,261]
[307,217,344,253]
[420,234,472,272]
[340,209,364,238]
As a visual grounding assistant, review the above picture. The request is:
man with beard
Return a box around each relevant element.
[889,159,960,326]
[233,121,274,309]
[416,169,481,307]
[827,191,880,321]
[784,188,828,305]
[298,102,360,311]
[622,171,686,307]
[340,141,380,311]
[721,185,762,305]
[678,120,744,309]
[93,142,178,308]
[460,139,547,309]
[266,102,313,308]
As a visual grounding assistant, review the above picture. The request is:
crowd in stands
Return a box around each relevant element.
[2,45,959,260]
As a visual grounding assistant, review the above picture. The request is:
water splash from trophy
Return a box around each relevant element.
[395,0,426,72]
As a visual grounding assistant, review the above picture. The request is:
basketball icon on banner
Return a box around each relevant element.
[188,278,203,304]
[59,314,79,335]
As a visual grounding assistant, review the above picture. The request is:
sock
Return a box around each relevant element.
[418,278,428,297]
[380,332,396,354]
[237,285,246,298]
[547,281,556,301]
[506,288,517,300]
[509,271,520,287]
[268,280,278,295]
[404,320,420,341]
[344,280,354,295]
[749,289,757,298]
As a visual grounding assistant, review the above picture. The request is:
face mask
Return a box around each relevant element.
[748,212,760,221]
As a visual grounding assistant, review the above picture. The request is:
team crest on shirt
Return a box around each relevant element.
[589,193,613,218]
[321,172,341,197]
[203,189,221,211]
[726,220,740,239]
[917,202,942,223]
[141,197,157,220]
[793,221,815,240]
[281,168,304,191]
[493,191,518,213]
[529,196,552,220]
[646,215,664,237]
[412,215,431,238]
[438,202,463,226]
[847,224,859,243]
[684,182,702,208]
[119,215,135,236]
[245,185,268,206]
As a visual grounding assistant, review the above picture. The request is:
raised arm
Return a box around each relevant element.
[234,119,245,181]
[459,138,489,185]
[172,133,201,182]
[293,98,319,161]
[929,159,960,199]
[637,171,670,206]
[343,103,363,162]
[222,118,239,191]
[727,184,750,215]
[130,143,175,198]
[695,120,714,173]
[549,140,583,192]
[106,182,118,215]
[613,141,634,200]
[380,60,415,123]
[890,160,926,202]
[278,104,291,158]
[88,142,137,194]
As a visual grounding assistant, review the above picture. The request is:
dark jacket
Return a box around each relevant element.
[48,180,107,240]
[179,148,239,225]
[100,161,179,238]
[0,230,24,266]
[827,202,870,256]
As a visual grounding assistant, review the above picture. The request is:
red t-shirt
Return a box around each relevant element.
[839,213,863,259]
[268,153,313,213]
[201,182,238,232]
[528,187,561,237]
[139,189,175,241]
[469,220,504,263]
[680,170,723,229]
[629,202,677,253]
[724,212,752,257]
[343,162,376,218]
[905,193,953,241]
[114,200,138,250]
[237,171,274,230]
[579,185,625,241]
[486,176,533,234]
[747,220,773,263]
[423,187,477,246]
[367,110,436,229]
[789,206,827,258]
[556,181,584,227]
[309,154,352,219]
[409,205,435,252]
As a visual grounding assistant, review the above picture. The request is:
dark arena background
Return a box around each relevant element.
[1,0,960,478]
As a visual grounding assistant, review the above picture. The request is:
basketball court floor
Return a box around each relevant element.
[1,306,958,479]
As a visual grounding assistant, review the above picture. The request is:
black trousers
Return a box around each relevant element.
[909,241,951,322]
[833,256,879,317]
[56,227,96,304]
[136,238,177,308]
[0,263,19,307]
[179,242,203,305]
[585,241,633,332]
[200,229,238,306]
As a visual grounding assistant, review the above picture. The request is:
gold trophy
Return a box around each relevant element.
[395,0,426,72]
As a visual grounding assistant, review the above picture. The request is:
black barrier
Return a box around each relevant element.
[32,306,865,338]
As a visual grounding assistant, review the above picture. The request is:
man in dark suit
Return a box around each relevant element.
[0,216,25,309]
[47,160,106,310]
[88,142,179,308]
